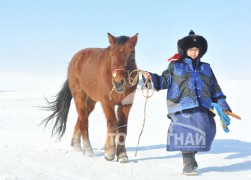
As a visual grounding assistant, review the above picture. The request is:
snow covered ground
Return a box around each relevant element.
[0,72,251,180]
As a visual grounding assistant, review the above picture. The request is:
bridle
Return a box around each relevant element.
[112,68,128,79]
[109,68,154,100]
[109,68,135,100]
[111,67,139,88]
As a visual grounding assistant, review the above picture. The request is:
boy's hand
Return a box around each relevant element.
[143,71,151,80]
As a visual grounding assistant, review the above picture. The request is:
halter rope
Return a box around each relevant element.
[109,69,154,100]
[128,69,154,157]
[109,68,154,157]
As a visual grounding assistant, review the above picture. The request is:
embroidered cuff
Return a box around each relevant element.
[218,98,231,112]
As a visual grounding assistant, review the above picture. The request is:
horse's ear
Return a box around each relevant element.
[129,33,139,46]
[108,33,117,45]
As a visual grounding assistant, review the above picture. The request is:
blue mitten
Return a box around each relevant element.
[211,103,231,133]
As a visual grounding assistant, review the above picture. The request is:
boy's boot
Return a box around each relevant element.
[193,151,198,170]
[182,152,198,176]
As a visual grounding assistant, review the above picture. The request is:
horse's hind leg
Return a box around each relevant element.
[83,96,96,157]
[71,118,82,151]
[72,92,96,157]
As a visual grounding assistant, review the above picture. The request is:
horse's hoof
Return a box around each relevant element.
[85,152,94,157]
[84,148,94,157]
[104,145,116,161]
[117,152,128,163]
[104,153,115,161]
[72,145,83,152]
[71,139,82,151]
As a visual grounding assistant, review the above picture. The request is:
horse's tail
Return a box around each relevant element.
[41,79,72,139]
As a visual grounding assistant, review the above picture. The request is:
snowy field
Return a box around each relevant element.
[0,71,251,180]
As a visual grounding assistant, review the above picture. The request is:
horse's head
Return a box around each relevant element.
[108,33,138,93]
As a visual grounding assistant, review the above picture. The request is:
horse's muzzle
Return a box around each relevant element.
[113,78,126,93]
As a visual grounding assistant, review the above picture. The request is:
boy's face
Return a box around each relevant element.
[187,47,200,59]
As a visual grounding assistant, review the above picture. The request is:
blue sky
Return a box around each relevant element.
[1,0,251,79]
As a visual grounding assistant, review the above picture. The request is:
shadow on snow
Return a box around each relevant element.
[126,139,251,172]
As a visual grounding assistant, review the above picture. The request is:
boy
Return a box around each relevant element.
[143,30,231,175]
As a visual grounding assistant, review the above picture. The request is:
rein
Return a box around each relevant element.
[129,69,154,157]
[109,68,154,157]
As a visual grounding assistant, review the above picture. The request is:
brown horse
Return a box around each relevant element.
[42,33,138,163]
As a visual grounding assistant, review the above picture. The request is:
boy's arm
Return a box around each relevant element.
[211,70,232,111]
[142,63,173,91]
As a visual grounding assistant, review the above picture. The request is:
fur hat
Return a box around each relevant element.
[177,30,208,58]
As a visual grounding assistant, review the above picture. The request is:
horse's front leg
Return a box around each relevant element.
[102,104,118,161]
[116,104,132,163]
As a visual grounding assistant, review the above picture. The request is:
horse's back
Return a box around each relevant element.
[69,48,107,74]
[72,48,105,63]
[67,47,108,100]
